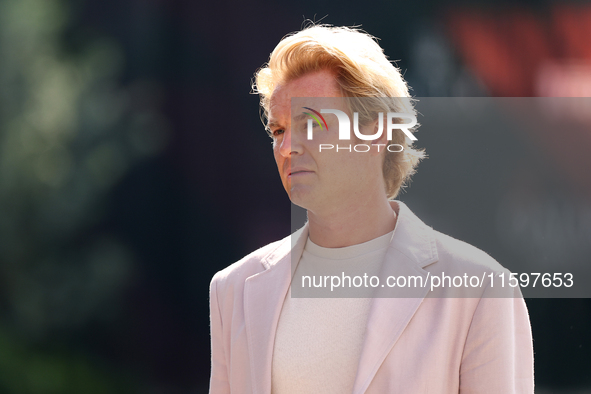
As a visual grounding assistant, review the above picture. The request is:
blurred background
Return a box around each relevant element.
[0,0,590,392]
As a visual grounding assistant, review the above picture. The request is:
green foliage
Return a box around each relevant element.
[0,0,168,391]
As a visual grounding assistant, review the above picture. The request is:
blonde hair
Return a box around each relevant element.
[253,24,425,199]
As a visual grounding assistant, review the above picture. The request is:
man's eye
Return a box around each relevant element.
[272,129,285,137]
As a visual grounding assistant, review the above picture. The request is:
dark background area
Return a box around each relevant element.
[0,0,590,392]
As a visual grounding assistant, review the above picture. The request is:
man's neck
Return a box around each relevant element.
[306,197,398,248]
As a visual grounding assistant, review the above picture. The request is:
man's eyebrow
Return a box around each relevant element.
[267,113,308,129]
[293,112,308,122]
[267,120,282,130]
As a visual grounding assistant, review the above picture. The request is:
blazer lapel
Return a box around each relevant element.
[352,201,439,394]
[243,225,309,394]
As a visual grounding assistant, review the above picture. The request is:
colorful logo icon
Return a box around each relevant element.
[302,107,329,131]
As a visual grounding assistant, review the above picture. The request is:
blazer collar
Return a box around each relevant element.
[351,201,438,393]
[387,200,439,269]
[244,200,439,394]
[242,226,306,394]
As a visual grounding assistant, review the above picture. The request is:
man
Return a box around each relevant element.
[209,25,534,393]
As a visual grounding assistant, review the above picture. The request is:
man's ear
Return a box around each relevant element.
[370,115,389,156]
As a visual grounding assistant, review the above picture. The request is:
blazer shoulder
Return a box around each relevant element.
[432,230,507,274]
[210,234,289,289]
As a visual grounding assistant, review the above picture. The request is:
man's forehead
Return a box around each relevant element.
[268,98,343,126]
[270,70,340,103]
[269,99,345,127]
[267,72,344,127]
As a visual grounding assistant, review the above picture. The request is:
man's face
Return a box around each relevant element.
[267,69,383,214]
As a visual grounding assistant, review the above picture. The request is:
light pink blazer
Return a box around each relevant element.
[209,201,534,393]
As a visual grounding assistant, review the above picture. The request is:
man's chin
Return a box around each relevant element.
[288,186,314,210]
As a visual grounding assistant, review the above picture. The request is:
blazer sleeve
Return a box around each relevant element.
[459,285,535,394]
[209,274,231,394]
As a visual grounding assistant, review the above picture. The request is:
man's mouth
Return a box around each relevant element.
[288,168,312,177]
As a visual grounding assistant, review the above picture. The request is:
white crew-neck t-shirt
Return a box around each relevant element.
[271,230,394,394]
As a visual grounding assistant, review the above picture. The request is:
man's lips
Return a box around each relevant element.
[288,167,313,177]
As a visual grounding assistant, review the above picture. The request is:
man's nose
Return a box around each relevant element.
[279,127,301,157]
